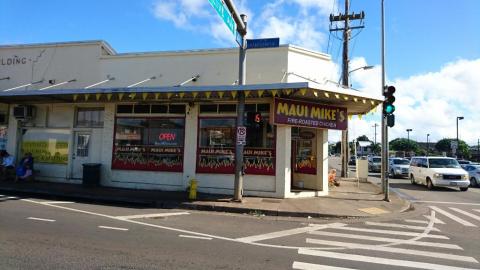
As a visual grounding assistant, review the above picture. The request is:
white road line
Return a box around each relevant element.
[405,219,429,224]
[365,221,440,232]
[305,239,477,263]
[179,235,212,240]
[423,215,445,224]
[474,209,480,213]
[332,226,448,239]
[308,231,462,250]
[115,212,190,220]
[449,207,480,222]
[430,206,477,227]
[298,249,480,270]
[44,201,75,204]
[292,261,358,270]
[98,226,129,231]
[415,201,480,206]
[235,223,346,243]
[27,217,55,222]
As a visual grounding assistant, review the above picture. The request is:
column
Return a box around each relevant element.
[316,128,329,193]
[182,103,198,189]
[275,125,291,198]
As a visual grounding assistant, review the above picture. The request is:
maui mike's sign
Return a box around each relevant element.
[273,98,348,130]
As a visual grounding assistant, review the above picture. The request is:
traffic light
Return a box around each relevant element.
[383,85,396,127]
[246,112,263,128]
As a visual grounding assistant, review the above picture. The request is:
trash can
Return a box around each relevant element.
[82,163,101,187]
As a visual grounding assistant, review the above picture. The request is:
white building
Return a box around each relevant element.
[0,40,381,198]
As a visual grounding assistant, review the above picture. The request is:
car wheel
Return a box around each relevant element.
[390,170,395,178]
[426,178,434,190]
[460,187,468,192]
[470,177,478,187]
[410,175,416,185]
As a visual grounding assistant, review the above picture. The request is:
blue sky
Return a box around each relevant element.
[1,0,479,144]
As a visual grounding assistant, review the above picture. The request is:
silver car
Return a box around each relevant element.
[368,156,382,172]
[464,164,480,187]
[389,158,410,178]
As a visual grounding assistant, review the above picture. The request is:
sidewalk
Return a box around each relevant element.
[0,179,410,218]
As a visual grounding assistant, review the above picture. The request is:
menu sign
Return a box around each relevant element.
[273,98,347,130]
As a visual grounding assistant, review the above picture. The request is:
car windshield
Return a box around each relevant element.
[372,158,381,162]
[428,158,461,168]
[393,159,409,165]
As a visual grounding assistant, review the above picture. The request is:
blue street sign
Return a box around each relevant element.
[246,38,280,49]
[208,0,236,36]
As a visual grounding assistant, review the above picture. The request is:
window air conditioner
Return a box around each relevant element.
[13,105,35,120]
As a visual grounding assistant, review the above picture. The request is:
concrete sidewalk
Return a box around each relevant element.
[0,179,410,218]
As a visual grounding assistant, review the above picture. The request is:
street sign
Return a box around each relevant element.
[236,126,246,145]
[247,38,280,49]
[208,0,236,36]
[451,141,458,150]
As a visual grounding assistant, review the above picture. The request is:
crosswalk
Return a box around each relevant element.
[291,206,480,270]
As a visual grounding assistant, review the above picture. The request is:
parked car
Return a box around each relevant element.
[388,158,410,178]
[348,156,356,166]
[368,156,382,172]
[463,164,480,187]
[409,157,469,191]
[457,159,472,169]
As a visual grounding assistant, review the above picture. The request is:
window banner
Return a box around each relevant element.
[243,148,275,175]
[273,98,348,130]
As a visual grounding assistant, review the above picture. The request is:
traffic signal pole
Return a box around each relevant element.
[381,0,390,201]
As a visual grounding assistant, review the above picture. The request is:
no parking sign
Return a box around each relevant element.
[237,126,246,145]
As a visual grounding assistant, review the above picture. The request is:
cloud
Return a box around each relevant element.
[152,0,209,29]
[348,57,480,145]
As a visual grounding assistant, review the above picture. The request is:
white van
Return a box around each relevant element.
[409,157,469,191]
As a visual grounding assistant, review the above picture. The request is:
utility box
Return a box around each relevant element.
[356,157,368,182]
[82,163,101,187]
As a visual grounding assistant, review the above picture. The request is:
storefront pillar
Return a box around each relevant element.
[183,103,198,189]
[275,125,291,198]
[6,105,20,158]
[316,128,329,195]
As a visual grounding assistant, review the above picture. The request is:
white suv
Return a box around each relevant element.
[409,157,469,191]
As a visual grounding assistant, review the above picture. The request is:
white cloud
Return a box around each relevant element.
[350,58,480,146]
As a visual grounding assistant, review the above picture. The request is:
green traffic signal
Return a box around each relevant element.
[385,104,395,114]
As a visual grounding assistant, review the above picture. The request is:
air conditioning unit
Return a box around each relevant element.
[13,105,35,120]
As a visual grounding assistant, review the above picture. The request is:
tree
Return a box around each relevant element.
[356,135,370,142]
[435,138,470,158]
[390,138,419,153]
[371,143,381,154]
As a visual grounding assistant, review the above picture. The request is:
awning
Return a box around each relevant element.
[0,82,383,115]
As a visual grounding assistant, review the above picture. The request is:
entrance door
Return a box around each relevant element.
[72,132,91,179]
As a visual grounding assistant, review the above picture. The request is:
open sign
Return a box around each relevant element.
[159,133,176,141]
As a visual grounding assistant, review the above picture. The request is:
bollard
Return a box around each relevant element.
[189,179,198,200]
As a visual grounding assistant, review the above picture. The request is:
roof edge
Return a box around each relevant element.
[0,40,116,55]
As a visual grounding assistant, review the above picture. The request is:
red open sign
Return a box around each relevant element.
[158,133,176,141]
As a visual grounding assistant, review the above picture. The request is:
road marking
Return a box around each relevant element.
[405,219,429,224]
[305,239,477,263]
[235,223,346,243]
[292,261,358,270]
[332,226,448,239]
[449,207,480,222]
[98,226,129,231]
[115,212,190,220]
[415,201,480,206]
[179,235,212,240]
[27,217,56,222]
[44,201,75,204]
[430,206,477,227]
[365,221,440,232]
[308,231,462,250]
[298,249,480,270]
[423,215,445,224]
[474,209,480,213]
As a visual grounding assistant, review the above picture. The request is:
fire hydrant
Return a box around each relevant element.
[188,179,198,200]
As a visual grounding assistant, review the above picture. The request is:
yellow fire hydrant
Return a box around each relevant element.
[188,179,198,200]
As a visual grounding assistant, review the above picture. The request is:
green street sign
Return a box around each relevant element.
[208,0,236,35]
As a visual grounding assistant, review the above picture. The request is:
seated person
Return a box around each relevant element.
[1,150,15,180]
[15,152,34,181]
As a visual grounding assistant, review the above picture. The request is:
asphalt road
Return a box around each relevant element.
[1,157,479,269]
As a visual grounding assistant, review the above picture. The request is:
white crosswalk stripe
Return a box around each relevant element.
[405,219,429,224]
[364,221,441,231]
[423,215,445,224]
[449,207,480,222]
[430,206,477,227]
[331,226,448,239]
[292,261,358,270]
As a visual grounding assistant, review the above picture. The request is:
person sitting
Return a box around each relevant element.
[15,152,34,182]
[1,150,15,180]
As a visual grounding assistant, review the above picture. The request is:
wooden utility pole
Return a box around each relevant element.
[329,0,365,177]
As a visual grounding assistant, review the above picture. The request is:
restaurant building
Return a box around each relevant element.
[0,40,382,198]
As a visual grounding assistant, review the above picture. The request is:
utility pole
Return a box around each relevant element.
[223,0,247,202]
[372,123,378,154]
[330,0,365,178]
[381,0,390,201]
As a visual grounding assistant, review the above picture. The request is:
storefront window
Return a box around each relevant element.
[197,118,236,173]
[76,108,104,127]
[292,127,316,174]
[244,115,275,175]
[112,118,184,172]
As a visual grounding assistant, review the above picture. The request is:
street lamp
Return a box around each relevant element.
[427,134,430,156]
[338,65,374,84]
[456,116,464,157]
[406,129,413,155]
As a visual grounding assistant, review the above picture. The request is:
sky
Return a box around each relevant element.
[1,0,479,145]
